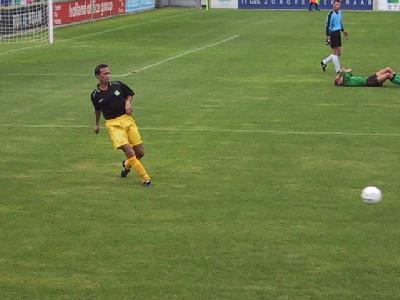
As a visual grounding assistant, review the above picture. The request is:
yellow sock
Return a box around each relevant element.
[124,159,131,170]
[126,156,150,182]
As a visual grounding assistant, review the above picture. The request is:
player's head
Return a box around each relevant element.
[95,64,110,84]
[95,64,109,77]
[334,73,344,86]
[333,0,341,11]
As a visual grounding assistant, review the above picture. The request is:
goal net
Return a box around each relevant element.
[0,0,53,43]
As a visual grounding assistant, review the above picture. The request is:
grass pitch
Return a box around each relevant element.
[1,8,400,299]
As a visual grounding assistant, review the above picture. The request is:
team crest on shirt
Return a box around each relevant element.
[114,90,120,96]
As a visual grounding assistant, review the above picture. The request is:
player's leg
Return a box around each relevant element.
[389,71,400,85]
[121,143,151,186]
[376,73,391,84]
[322,32,340,72]
[376,67,394,77]
[120,144,151,185]
[320,59,329,72]
[332,45,342,73]
[321,50,334,72]
[126,118,144,159]
[385,67,395,74]
[331,48,341,73]
[107,116,150,186]
[120,144,133,177]
[122,116,151,186]
[384,67,394,74]
[329,31,342,73]
[374,67,400,85]
[312,3,316,10]
[321,47,335,70]
[133,144,145,160]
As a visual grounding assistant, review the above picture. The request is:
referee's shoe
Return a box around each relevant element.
[320,61,327,72]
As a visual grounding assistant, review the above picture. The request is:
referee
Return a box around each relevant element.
[320,0,348,74]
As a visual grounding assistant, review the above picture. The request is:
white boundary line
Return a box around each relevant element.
[0,44,47,57]
[57,12,195,43]
[2,35,239,77]
[119,35,240,76]
[2,73,90,77]
[0,12,194,57]
[0,124,399,137]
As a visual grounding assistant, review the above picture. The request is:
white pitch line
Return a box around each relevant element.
[0,124,399,138]
[118,35,240,77]
[0,12,194,57]
[2,35,240,77]
[57,11,196,43]
[2,73,90,77]
[0,43,47,57]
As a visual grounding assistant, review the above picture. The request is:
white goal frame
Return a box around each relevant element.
[0,0,53,44]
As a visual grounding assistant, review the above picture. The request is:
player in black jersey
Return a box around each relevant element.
[91,64,151,187]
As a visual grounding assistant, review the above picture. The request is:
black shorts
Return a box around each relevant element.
[366,74,383,87]
[330,30,342,48]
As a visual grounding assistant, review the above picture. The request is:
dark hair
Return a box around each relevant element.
[334,73,343,86]
[334,0,341,3]
[94,64,108,76]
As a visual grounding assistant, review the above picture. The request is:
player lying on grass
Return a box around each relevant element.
[334,66,400,87]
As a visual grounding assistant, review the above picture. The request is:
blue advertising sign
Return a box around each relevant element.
[126,0,154,12]
[239,0,373,10]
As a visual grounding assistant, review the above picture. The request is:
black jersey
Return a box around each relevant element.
[91,81,135,120]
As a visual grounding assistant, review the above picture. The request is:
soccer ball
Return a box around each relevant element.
[361,186,382,204]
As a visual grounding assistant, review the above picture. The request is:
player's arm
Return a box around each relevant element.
[91,91,102,134]
[341,20,349,39]
[125,95,133,115]
[94,109,101,134]
[119,81,135,116]
[325,11,332,42]
[339,67,351,73]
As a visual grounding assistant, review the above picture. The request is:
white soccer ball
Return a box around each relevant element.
[361,186,382,204]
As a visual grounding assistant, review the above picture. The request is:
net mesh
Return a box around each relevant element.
[0,0,50,43]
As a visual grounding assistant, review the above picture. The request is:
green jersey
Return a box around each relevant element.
[343,71,367,87]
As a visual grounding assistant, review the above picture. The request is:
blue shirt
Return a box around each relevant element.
[326,10,344,35]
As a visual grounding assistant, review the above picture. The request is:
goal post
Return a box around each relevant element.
[0,0,54,44]
[48,0,53,43]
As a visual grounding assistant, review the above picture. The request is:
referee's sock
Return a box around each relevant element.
[390,74,400,85]
[322,54,333,65]
[332,55,341,73]
[126,156,151,183]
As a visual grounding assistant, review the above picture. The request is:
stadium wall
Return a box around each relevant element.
[155,0,203,7]
[377,0,400,10]
[9,0,395,31]
[53,0,155,26]
[210,0,400,10]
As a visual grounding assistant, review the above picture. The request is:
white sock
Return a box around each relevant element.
[332,55,341,73]
[322,54,333,65]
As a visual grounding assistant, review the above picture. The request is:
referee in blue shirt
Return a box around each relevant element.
[320,0,349,73]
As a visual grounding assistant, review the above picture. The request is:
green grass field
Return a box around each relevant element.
[1,8,400,299]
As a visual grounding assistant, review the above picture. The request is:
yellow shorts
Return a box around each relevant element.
[105,114,143,150]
